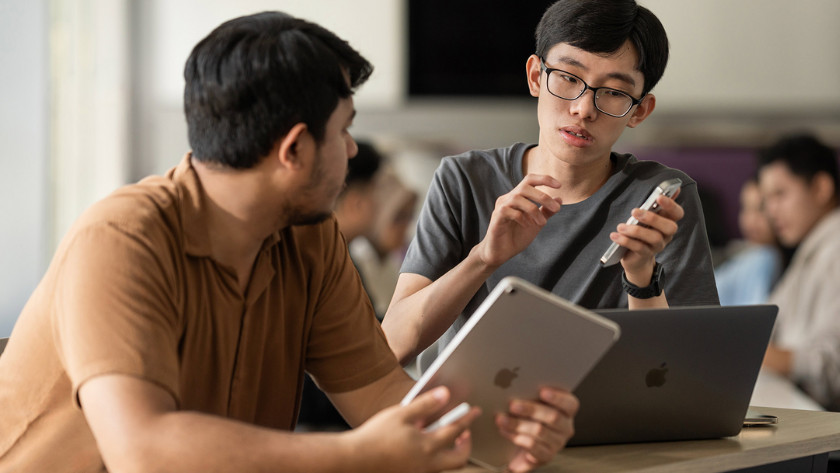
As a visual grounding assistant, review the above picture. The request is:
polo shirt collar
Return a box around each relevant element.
[172,153,281,259]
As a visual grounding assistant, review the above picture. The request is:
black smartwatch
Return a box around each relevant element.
[622,262,664,299]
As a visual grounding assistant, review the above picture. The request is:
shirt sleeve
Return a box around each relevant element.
[401,159,467,281]
[788,244,840,409]
[53,223,182,408]
[304,219,400,393]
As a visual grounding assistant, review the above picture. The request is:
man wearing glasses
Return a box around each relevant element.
[382,0,719,374]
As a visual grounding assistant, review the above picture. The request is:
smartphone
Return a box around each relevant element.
[424,402,471,432]
[743,409,779,426]
[600,178,683,267]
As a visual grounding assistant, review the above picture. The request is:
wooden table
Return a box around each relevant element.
[454,407,840,472]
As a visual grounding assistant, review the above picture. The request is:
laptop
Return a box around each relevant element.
[567,304,778,446]
[401,276,620,471]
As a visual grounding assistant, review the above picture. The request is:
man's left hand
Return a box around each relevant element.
[495,387,579,472]
[615,191,683,284]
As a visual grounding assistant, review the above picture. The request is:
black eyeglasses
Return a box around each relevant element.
[539,57,644,118]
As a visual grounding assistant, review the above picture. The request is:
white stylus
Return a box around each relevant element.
[424,402,471,432]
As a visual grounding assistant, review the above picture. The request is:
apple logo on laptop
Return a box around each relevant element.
[645,362,668,387]
[494,367,519,389]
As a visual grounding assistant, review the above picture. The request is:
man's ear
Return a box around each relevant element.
[277,122,311,170]
[526,54,542,98]
[811,171,837,208]
[626,93,656,129]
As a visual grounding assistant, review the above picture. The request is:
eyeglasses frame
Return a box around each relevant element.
[538,56,645,118]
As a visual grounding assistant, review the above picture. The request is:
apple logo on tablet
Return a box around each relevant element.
[645,362,668,387]
[494,367,519,389]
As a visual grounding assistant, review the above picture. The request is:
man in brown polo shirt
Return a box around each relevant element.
[0,11,578,473]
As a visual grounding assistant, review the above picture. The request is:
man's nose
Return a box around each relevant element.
[568,88,599,120]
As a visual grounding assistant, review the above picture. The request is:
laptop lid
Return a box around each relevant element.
[402,276,620,471]
[568,304,778,446]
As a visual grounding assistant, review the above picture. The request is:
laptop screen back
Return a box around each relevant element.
[568,304,777,446]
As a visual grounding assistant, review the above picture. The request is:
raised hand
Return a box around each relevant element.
[611,190,683,284]
[475,174,563,269]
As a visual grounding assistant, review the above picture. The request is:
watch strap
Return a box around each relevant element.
[622,262,664,299]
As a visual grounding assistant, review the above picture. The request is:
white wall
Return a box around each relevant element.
[148,0,404,109]
[133,0,840,179]
[0,0,49,337]
[646,0,840,114]
[0,0,129,337]
[142,0,840,113]
[132,0,408,178]
[51,0,131,250]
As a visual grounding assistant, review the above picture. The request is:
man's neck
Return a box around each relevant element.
[192,157,285,288]
[524,146,613,204]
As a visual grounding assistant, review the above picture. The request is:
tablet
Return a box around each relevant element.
[401,276,620,471]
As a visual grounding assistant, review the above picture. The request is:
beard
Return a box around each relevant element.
[289,209,333,227]
[285,146,337,227]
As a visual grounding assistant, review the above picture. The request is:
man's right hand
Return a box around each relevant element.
[346,386,480,473]
[382,174,562,364]
[474,174,562,269]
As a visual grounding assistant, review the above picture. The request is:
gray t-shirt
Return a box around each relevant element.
[402,143,720,370]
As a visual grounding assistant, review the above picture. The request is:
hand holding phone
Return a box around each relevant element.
[600,178,683,266]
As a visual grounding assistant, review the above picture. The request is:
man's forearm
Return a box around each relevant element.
[328,366,416,427]
[383,247,498,364]
[81,371,474,473]
[118,411,362,473]
[80,374,371,473]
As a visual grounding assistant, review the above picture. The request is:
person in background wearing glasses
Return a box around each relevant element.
[382,0,719,376]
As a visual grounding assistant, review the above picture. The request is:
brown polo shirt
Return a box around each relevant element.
[0,155,399,472]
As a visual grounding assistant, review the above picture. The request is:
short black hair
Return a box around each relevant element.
[184,11,372,169]
[345,141,383,189]
[757,133,839,196]
[535,0,669,96]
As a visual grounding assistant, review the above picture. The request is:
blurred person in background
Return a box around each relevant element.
[333,141,384,246]
[714,178,784,305]
[757,133,840,411]
[351,168,418,320]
